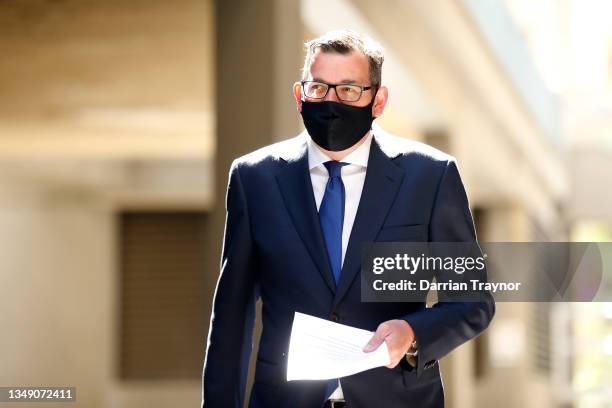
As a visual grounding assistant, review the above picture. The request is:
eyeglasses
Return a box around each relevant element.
[301,80,373,102]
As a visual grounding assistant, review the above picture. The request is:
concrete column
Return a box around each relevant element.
[215,0,301,171]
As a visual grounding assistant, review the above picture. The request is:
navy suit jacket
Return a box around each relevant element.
[203,127,495,408]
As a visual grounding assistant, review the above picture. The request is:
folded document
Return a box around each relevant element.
[287,312,390,381]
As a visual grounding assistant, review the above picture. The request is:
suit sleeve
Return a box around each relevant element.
[202,161,258,407]
[402,159,495,378]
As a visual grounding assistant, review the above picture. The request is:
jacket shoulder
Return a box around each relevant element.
[230,133,306,173]
[374,127,455,165]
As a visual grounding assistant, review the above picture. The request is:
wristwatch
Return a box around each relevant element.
[406,340,418,356]
[405,340,418,368]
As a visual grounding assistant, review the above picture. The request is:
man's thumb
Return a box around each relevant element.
[363,327,387,352]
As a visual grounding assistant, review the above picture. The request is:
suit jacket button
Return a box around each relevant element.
[330,313,339,322]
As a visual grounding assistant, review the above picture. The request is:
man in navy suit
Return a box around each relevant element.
[202,30,495,408]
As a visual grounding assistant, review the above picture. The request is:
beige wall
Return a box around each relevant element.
[0,178,116,407]
[0,0,213,407]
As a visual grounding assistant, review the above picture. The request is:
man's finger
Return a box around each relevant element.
[363,323,390,352]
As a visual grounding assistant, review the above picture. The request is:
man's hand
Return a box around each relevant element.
[363,319,415,368]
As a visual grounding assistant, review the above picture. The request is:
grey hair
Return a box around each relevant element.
[301,29,385,87]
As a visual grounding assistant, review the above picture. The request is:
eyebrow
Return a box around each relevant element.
[311,77,360,84]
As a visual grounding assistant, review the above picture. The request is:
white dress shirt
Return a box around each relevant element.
[307,132,372,400]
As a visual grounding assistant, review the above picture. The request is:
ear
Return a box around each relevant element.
[372,85,388,118]
[293,82,303,112]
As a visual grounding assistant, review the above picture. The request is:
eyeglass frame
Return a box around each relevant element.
[300,80,375,102]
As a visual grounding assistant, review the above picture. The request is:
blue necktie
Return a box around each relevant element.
[319,161,349,287]
[320,161,348,401]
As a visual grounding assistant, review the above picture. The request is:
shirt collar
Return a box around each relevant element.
[307,131,373,170]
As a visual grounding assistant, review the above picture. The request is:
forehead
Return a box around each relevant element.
[306,50,370,84]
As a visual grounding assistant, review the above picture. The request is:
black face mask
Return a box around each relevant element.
[300,97,375,151]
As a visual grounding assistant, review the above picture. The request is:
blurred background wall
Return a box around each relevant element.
[0,0,610,407]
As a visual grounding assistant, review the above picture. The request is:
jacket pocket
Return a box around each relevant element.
[399,360,442,389]
[254,358,283,386]
[375,224,427,242]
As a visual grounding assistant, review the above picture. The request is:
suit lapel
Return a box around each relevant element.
[332,134,405,310]
[276,134,337,294]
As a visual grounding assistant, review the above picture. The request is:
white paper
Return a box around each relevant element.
[286,312,390,381]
